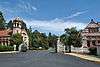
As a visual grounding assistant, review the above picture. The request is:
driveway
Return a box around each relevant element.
[0,50,100,67]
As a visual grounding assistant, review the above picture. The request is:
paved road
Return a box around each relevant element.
[0,50,100,67]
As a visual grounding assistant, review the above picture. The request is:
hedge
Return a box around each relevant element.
[0,45,14,52]
[88,47,97,55]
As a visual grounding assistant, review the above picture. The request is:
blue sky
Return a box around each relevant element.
[0,0,100,35]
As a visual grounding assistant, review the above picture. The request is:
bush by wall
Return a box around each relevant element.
[88,47,97,55]
[0,45,14,52]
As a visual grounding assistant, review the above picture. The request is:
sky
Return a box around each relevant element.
[0,0,100,35]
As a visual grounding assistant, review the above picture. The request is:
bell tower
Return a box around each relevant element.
[12,17,29,49]
[12,17,22,34]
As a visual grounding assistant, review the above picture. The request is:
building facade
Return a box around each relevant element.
[12,17,29,49]
[0,29,11,46]
[81,19,100,53]
[0,17,29,49]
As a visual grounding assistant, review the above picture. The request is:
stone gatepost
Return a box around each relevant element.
[14,45,16,51]
[96,44,100,56]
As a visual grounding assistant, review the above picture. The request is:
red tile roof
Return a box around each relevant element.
[0,30,11,37]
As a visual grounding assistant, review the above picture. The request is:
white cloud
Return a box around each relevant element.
[17,1,37,12]
[31,6,37,11]
[0,0,37,16]
[66,10,88,19]
[24,18,87,35]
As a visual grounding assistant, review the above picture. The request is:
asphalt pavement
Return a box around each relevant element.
[0,50,100,67]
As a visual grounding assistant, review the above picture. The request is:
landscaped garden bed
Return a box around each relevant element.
[0,45,14,52]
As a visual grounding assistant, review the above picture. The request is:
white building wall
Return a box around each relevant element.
[21,30,29,49]
[13,28,21,34]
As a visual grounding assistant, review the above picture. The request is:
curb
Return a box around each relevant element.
[0,51,19,54]
[65,53,100,64]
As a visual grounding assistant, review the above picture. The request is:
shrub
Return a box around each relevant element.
[20,44,27,52]
[0,45,14,52]
[88,47,97,55]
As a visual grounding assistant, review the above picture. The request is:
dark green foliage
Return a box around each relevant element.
[0,11,6,29]
[27,29,58,50]
[0,45,14,52]
[27,28,49,49]
[48,32,58,48]
[21,21,27,29]
[7,20,13,29]
[27,27,33,48]
[89,47,97,55]
[60,27,82,52]
[10,33,23,50]
[32,30,49,49]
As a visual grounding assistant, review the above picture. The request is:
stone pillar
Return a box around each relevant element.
[82,39,90,53]
[1,42,3,46]
[8,38,10,46]
[8,41,10,46]
[90,40,93,47]
[97,45,100,56]
[82,39,87,47]
[96,40,98,46]
[14,45,16,51]
[1,38,3,46]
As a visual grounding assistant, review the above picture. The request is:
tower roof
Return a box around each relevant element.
[15,17,22,21]
[86,19,99,28]
[13,17,23,23]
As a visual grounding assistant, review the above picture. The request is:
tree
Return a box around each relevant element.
[39,33,49,49]
[60,27,82,52]
[0,11,6,29]
[7,20,13,29]
[10,33,23,50]
[48,32,58,48]
[27,26,33,48]
[30,30,49,49]
[60,33,68,49]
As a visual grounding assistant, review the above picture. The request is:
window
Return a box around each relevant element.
[98,40,100,43]
[92,40,96,46]
[89,28,98,33]
[17,30,18,33]
[87,41,90,47]
[98,27,100,32]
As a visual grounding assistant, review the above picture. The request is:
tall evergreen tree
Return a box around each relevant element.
[0,11,6,29]
[7,20,13,29]
[27,26,33,49]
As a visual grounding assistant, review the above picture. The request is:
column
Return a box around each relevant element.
[7,37,10,46]
[82,39,88,53]
[82,39,87,47]
[1,37,3,46]
[96,40,98,46]
[90,40,93,47]
[5,38,7,46]
[1,42,3,46]
[8,41,10,46]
